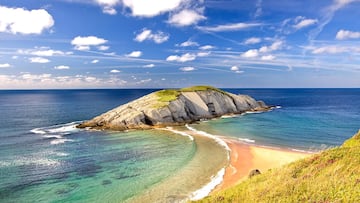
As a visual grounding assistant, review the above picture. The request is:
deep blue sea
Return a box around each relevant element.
[0,88,359,202]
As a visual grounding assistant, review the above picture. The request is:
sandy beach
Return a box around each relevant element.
[213,138,312,192]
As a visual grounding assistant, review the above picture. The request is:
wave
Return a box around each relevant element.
[189,168,225,201]
[238,138,256,143]
[290,148,315,154]
[0,157,59,168]
[30,121,81,145]
[163,127,194,141]
[185,124,230,153]
[50,139,74,145]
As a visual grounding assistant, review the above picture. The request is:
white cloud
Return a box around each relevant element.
[310,45,360,54]
[22,73,52,80]
[241,49,259,58]
[143,64,155,68]
[199,45,215,50]
[110,69,121,73]
[29,57,50,63]
[178,40,199,47]
[244,37,261,45]
[198,22,262,32]
[259,40,283,53]
[71,36,108,50]
[95,0,120,15]
[230,66,239,71]
[126,51,142,58]
[180,66,195,72]
[134,29,169,44]
[91,59,99,64]
[261,55,276,60]
[31,49,66,57]
[336,29,360,40]
[166,53,196,62]
[0,63,11,68]
[254,0,263,18]
[168,9,206,27]
[98,45,110,51]
[293,18,318,30]
[12,56,18,59]
[197,52,211,57]
[0,6,54,34]
[122,0,183,17]
[54,65,70,70]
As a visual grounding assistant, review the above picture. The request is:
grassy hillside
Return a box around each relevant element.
[196,130,360,203]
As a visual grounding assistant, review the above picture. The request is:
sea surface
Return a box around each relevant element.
[0,88,359,202]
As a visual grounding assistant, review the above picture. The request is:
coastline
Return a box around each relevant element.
[212,137,313,193]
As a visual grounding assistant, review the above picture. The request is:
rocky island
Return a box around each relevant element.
[77,86,271,131]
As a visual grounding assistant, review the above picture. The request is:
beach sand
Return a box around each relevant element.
[213,138,312,192]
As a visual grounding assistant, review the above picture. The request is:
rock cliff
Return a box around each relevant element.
[77,86,271,131]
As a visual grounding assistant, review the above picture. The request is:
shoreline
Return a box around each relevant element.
[212,137,313,193]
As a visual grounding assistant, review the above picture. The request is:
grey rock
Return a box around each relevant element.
[77,88,272,131]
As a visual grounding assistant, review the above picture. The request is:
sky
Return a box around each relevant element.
[0,0,360,89]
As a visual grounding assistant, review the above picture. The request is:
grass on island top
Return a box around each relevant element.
[155,86,227,103]
[195,130,360,203]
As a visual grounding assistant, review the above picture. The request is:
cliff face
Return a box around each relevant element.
[77,87,270,131]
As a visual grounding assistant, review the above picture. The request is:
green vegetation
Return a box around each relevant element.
[153,86,228,108]
[196,130,360,203]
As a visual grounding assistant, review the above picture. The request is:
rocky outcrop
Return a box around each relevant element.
[77,87,272,131]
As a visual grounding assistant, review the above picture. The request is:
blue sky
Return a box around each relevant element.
[0,0,359,89]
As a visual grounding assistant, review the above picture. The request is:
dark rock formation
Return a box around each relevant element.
[248,169,261,178]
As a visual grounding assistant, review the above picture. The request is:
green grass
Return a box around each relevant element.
[153,86,228,108]
[196,130,360,203]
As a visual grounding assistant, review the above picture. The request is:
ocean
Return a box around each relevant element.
[0,88,359,202]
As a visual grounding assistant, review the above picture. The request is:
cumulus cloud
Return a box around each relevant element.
[71,36,108,50]
[29,57,50,63]
[244,37,261,45]
[18,48,70,57]
[168,9,206,27]
[126,51,142,58]
[91,59,99,64]
[336,29,360,40]
[230,66,239,71]
[54,65,70,70]
[261,55,276,60]
[134,28,169,44]
[259,40,283,53]
[0,6,54,34]
[0,63,11,68]
[143,64,155,68]
[293,17,318,30]
[198,22,262,32]
[123,0,183,17]
[199,45,215,50]
[178,40,199,47]
[166,53,196,62]
[95,0,120,15]
[98,45,110,51]
[180,66,195,72]
[110,69,121,73]
[241,49,259,58]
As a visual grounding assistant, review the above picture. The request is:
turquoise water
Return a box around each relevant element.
[1,89,359,202]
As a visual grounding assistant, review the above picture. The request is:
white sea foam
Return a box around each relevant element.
[290,148,314,154]
[50,139,74,145]
[238,138,256,143]
[276,105,282,109]
[48,123,78,134]
[185,124,230,153]
[189,168,226,201]
[42,135,63,139]
[163,127,194,141]
[0,157,59,167]
[30,128,46,134]
[221,115,238,119]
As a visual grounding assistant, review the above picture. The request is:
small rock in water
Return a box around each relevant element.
[248,169,261,178]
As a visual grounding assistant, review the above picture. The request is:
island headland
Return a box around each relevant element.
[77,86,272,130]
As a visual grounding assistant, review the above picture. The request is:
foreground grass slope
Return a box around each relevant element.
[197,130,360,203]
